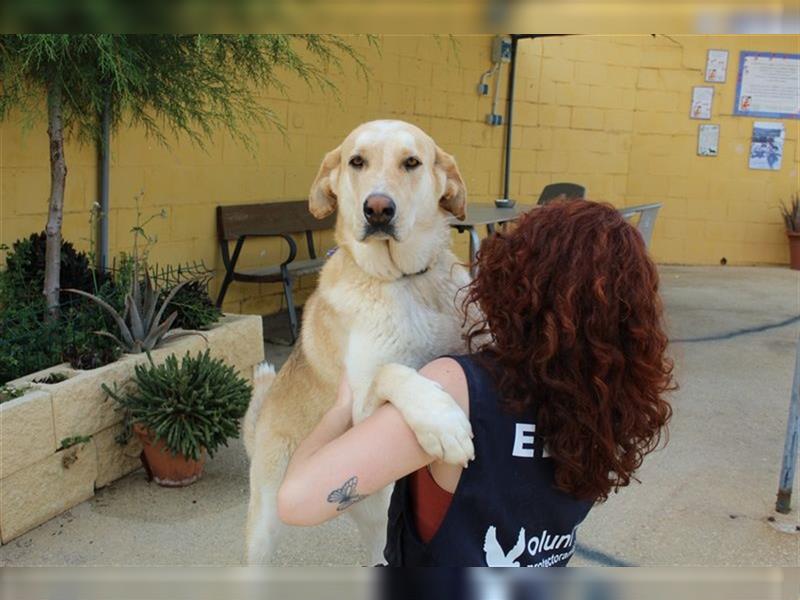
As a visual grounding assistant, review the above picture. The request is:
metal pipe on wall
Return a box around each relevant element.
[501,35,519,202]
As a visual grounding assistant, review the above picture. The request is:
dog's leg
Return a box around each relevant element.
[348,486,393,566]
[245,485,282,565]
[245,442,289,565]
[366,363,475,466]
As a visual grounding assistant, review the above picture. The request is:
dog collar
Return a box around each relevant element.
[401,266,430,278]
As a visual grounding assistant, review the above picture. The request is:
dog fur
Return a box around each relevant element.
[244,120,476,565]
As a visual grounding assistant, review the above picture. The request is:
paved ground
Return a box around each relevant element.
[1,266,798,567]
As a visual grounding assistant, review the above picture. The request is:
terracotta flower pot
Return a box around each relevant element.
[788,232,800,271]
[133,423,206,487]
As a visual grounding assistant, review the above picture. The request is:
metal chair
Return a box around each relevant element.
[537,182,586,205]
[617,202,662,249]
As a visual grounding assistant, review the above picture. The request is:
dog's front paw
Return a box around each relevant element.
[403,382,475,467]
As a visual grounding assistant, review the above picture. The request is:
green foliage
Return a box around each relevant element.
[104,350,252,460]
[0,300,64,384]
[149,257,220,331]
[65,200,213,353]
[33,372,69,384]
[780,193,800,233]
[0,383,31,404]
[0,296,121,382]
[0,222,219,382]
[59,435,92,450]
[65,271,199,354]
[164,280,221,331]
[0,232,122,382]
[0,34,371,148]
[0,232,111,307]
[59,280,124,369]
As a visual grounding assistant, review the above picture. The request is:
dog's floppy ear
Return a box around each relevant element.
[435,146,467,221]
[309,145,341,219]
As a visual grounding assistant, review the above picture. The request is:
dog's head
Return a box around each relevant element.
[309,120,466,244]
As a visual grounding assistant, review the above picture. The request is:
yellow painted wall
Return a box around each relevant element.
[512,34,798,266]
[1,35,797,315]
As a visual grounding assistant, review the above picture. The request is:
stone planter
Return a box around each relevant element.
[0,313,264,544]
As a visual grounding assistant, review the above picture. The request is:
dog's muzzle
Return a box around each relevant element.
[362,193,397,239]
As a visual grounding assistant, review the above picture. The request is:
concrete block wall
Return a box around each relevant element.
[1,35,796,315]
[512,35,796,265]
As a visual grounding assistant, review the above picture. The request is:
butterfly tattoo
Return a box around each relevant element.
[327,476,366,511]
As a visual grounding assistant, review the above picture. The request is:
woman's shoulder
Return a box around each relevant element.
[424,353,509,418]
[418,356,470,416]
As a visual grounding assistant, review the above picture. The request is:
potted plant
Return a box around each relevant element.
[780,194,800,270]
[104,350,252,487]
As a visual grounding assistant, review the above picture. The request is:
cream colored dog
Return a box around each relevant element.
[244,119,475,565]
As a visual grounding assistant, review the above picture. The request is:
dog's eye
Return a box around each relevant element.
[349,155,365,169]
[403,156,421,170]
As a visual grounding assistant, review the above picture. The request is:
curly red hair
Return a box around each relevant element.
[465,200,674,503]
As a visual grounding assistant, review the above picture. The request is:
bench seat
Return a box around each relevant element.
[234,258,327,283]
[216,200,335,343]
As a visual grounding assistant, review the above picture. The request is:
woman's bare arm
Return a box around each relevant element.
[277,357,467,526]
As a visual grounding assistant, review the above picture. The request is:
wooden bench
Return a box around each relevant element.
[216,201,335,343]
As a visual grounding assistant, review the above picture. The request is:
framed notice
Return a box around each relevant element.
[749,122,785,170]
[705,49,729,83]
[734,51,800,119]
[690,86,714,119]
[697,124,720,156]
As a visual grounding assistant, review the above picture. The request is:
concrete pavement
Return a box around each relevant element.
[1,265,798,566]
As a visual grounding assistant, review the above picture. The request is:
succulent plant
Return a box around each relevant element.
[65,272,199,354]
[103,350,252,460]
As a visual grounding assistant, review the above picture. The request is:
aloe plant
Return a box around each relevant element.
[65,271,198,354]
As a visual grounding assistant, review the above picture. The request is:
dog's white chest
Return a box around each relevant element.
[358,278,460,359]
[327,270,464,399]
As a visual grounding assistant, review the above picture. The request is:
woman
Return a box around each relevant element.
[277,200,674,567]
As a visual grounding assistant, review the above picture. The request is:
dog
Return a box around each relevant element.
[244,119,477,565]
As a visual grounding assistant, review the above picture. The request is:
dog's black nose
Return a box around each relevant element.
[363,194,396,226]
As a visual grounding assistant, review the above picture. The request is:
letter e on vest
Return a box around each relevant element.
[512,423,536,458]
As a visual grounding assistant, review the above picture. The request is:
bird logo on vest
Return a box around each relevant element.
[483,526,526,567]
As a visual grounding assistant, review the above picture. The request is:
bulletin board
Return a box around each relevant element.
[733,51,800,119]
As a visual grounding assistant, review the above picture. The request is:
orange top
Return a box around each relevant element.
[409,466,454,543]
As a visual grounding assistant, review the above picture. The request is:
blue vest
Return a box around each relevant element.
[383,354,593,567]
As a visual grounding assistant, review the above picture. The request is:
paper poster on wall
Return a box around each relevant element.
[734,51,800,119]
[749,122,785,170]
[690,86,714,119]
[705,49,729,83]
[697,124,720,156]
